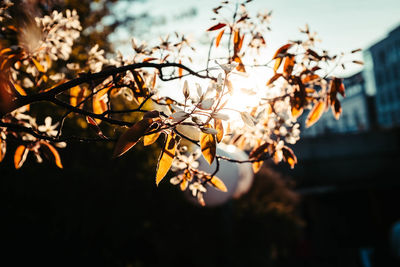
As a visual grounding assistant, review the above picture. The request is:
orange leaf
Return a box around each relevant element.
[305,100,326,127]
[13,83,27,96]
[283,55,295,77]
[266,73,282,86]
[41,142,63,169]
[143,132,161,146]
[282,146,297,169]
[273,57,282,72]
[0,138,6,162]
[156,133,177,185]
[272,43,293,59]
[31,58,45,73]
[214,118,224,143]
[70,85,84,107]
[178,60,183,77]
[200,127,216,165]
[216,29,225,47]
[252,161,263,173]
[208,176,227,192]
[113,118,153,158]
[14,145,28,169]
[207,23,226,31]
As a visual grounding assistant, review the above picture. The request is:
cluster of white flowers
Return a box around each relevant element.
[88,44,109,73]
[35,9,82,61]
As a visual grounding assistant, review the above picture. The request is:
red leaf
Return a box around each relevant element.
[207,23,226,31]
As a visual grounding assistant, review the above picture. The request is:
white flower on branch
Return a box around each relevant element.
[38,117,58,137]
[189,182,207,197]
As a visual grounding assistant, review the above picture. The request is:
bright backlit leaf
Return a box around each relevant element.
[41,142,63,169]
[209,176,227,192]
[156,133,177,186]
[14,145,28,169]
[306,100,326,128]
[200,126,216,165]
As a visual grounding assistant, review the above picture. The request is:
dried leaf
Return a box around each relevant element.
[41,142,63,169]
[200,127,216,165]
[14,145,28,169]
[249,142,269,160]
[208,176,227,192]
[113,118,153,158]
[216,29,225,47]
[240,111,254,127]
[305,100,326,127]
[156,133,177,185]
[252,161,263,173]
[207,23,226,31]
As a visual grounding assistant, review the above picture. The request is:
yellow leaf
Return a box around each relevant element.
[41,142,63,169]
[273,57,282,72]
[32,57,45,73]
[200,128,216,165]
[113,118,153,158]
[143,132,161,146]
[305,100,326,128]
[252,161,263,173]
[214,119,224,143]
[156,133,177,186]
[14,145,28,169]
[13,83,26,96]
[180,178,188,191]
[209,176,227,192]
[70,85,84,107]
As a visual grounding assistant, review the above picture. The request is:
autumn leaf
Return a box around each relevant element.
[113,118,153,158]
[200,126,216,165]
[305,100,326,127]
[41,142,63,169]
[208,176,228,192]
[207,23,226,31]
[332,98,342,120]
[282,146,297,169]
[272,43,293,59]
[14,145,28,169]
[283,55,295,77]
[13,83,27,96]
[216,29,225,47]
[0,138,6,162]
[143,132,161,146]
[214,118,224,143]
[156,133,177,186]
[31,58,45,73]
[273,57,282,72]
[266,73,282,86]
[70,85,84,107]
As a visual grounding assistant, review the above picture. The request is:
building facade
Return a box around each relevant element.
[303,72,374,137]
[367,25,400,128]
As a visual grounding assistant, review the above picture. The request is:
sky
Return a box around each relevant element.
[112,0,400,77]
